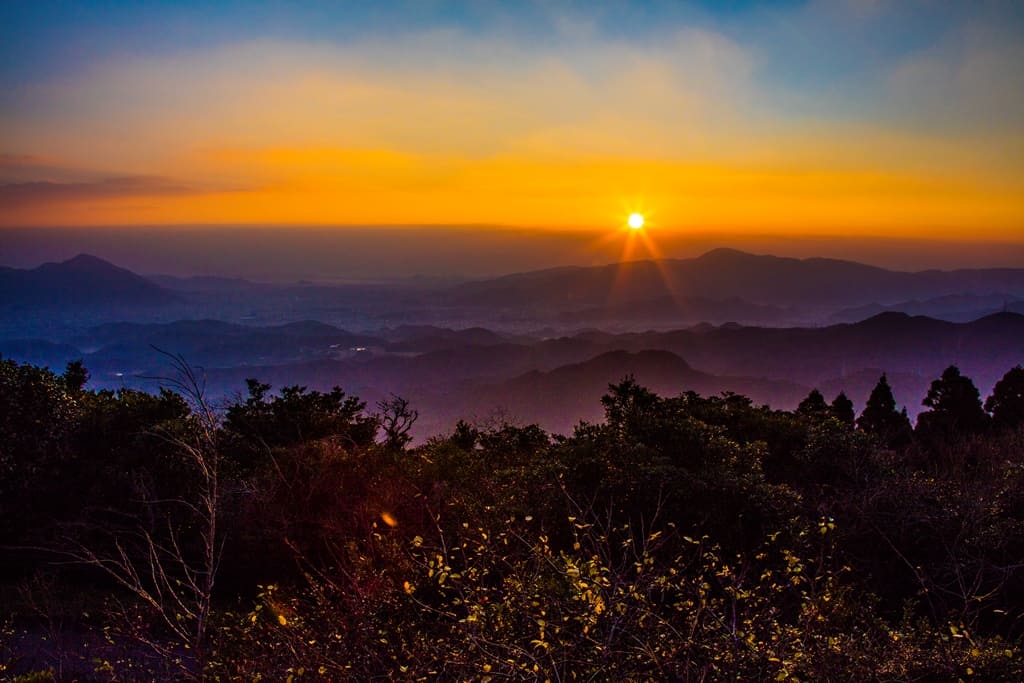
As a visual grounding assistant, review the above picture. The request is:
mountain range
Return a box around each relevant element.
[1,250,1021,440]
[830,293,1024,323]
[451,248,1024,311]
[5,251,1024,326]
[3,310,1020,439]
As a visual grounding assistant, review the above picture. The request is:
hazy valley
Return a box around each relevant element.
[3,248,1022,439]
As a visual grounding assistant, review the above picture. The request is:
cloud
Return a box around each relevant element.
[0,5,1022,233]
[0,153,43,167]
[0,176,211,208]
[884,22,1024,133]
[0,27,759,171]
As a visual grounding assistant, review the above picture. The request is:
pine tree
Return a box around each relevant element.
[857,374,912,448]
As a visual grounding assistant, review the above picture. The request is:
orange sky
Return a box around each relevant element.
[2,3,1023,240]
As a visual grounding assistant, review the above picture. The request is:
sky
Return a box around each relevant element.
[1,0,1023,270]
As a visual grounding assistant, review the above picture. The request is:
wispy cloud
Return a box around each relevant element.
[0,176,216,208]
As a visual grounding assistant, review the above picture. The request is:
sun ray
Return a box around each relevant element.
[602,207,686,314]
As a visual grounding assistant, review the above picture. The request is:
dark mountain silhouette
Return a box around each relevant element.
[3,310,1017,435]
[584,312,1024,414]
[0,338,83,369]
[830,293,1024,323]
[189,347,808,438]
[377,325,511,352]
[465,349,806,434]
[451,248,1024,310]
[0,254,178,308]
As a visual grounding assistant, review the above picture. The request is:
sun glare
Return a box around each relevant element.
[628,213,645,229]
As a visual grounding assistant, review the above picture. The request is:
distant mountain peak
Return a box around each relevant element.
[976,311,1024,324]
[0,253,179,308]
[38,253,127,273]
[697,247,759,260]
[861,311,914,323]
[64,253,112,266]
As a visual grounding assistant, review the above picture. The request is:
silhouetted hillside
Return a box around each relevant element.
[451,248,1024,310]
[0,338,82,369]
[0,254,178,308]
[467,349,806,434]
[830,293,1024,323]
[2,311,1018,436]
[377,325,510,352]
[595,312,1024,413]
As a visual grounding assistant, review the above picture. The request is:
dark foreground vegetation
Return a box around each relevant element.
[2,355,1024,681]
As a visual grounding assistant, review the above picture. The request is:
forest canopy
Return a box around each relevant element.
[1,356,1023,681]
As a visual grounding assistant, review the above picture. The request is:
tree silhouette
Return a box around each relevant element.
[984,365,1024,431]
[916,365,988,440]
[63,359,89,393]
[377,394,418,450]
[856,374,912,448]
[601,376,661,438]
[797,389,829,417]
[830,391,855,426]
[223,380,377,454]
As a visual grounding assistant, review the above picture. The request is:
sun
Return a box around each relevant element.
[627,213,645,229]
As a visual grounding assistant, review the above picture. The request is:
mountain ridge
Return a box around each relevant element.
[0,253,179,308]
[451,249,1024,310]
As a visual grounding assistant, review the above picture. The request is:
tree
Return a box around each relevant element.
[0,357,81,549]
[830,392,855,426]
[797,389,829,418]
[916,365,988,441]
[601,376,660,437]
[377,394,418,451]
[222,380,378,463]
[449,419,479,451]
[63,359,89,393]
[985,365,1024,431]
[856,374,912,448]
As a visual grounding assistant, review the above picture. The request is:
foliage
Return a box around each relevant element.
[917,365,990,442]
[1,357,1023,680]
[221,379,377,468]
[986,365,1024,431]
[830,391,856,426]
[0,358,82,549]
[857,374,913,449]
[796,388,829,417]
